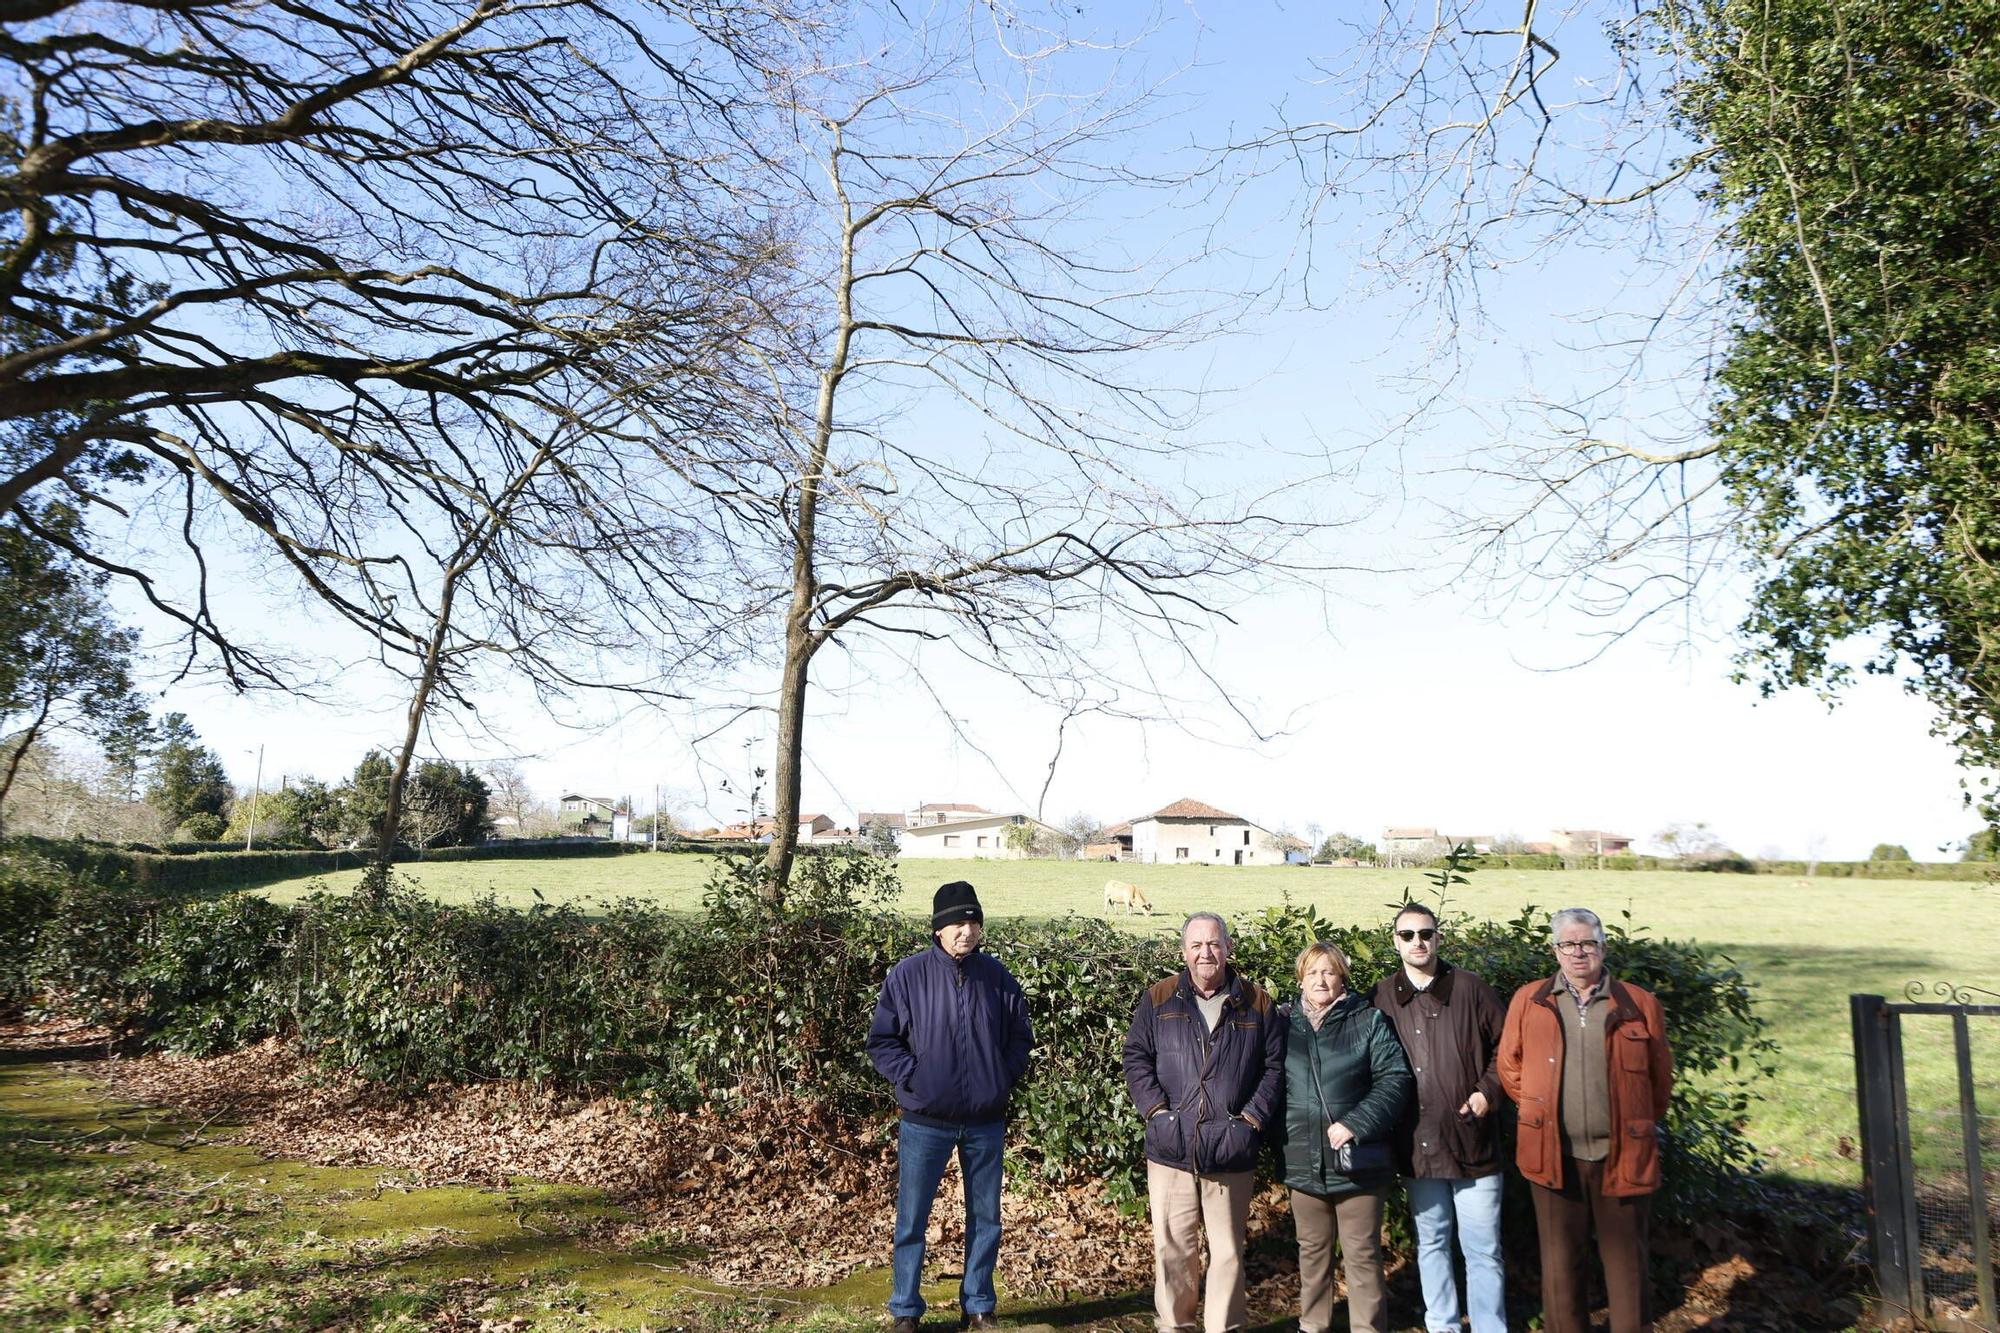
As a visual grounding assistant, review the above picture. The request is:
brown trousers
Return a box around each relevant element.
[1288,1185,1388,1333]
[1531,1156,1653,1333]
[1146,1161,1255,1333]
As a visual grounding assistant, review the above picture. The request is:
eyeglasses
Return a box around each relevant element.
[1554,940,1603,956]
[1395,928,1437,942]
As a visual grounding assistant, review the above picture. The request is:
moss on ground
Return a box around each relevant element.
[0,1057,960,1332]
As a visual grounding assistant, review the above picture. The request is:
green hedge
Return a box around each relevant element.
[1441,849,1997,880]
[8,849,1773,1225]
[413,838,643,863]
[5,839,363,893]
[1754,859,1997,880]
[0,834,650,896]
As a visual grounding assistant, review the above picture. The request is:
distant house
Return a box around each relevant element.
[857,811,908,832]
[1550,829,1634,856]
[706,816,776,842]
[558,794,625,836]
[1082,820,1134,861]
[1129,798,1286,866]
[559,794,619,819]
[797,812,834,839]
[900,812,1060,859]
[1380,826,1450,867]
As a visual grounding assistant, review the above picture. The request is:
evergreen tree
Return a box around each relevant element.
[143,713,230,836]
[339,751,394,849]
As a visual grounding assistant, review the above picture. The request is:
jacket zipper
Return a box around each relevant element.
[1191,982,1231,1175]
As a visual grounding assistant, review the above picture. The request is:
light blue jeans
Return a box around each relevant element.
[1407,1174,1507,1333]
[889,1117,1005,1320]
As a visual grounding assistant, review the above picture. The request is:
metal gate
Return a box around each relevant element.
[1853,986,2000,1331]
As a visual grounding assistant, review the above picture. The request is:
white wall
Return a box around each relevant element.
[1133,818,1284,865]
[899,820,1028,860]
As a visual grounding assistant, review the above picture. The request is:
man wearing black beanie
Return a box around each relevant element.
[867,881,1034,1331]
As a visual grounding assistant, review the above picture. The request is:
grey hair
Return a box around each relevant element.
[1550,906,1605,945]
[1182,910,1232,944]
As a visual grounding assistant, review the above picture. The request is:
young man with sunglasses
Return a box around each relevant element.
[1371,902,1509,1333]
[1499,907,1674,1333]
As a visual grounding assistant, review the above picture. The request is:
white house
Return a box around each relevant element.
[898,812,1061,859]
[1129,798,1286,866]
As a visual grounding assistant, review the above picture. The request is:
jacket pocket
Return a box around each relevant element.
[1144,1109,1184,1165]
[1621,1118,1661,1188]
[1616,1026,1652,1073]
[1516,1095,1548,1176]
[1206,1115,1260,1173]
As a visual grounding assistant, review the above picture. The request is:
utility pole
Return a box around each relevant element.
[244,745,264,850]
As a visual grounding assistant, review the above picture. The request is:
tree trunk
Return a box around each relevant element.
[0,700,50,837]
[368,569,465,901]
[761,611,816,896]
[760,161,856,902]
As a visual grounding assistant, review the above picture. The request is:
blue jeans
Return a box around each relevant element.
[1407,1174,1506,1333]
[890,1117,1005,1319]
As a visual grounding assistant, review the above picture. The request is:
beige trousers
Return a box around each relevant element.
[1289,1185,1388,1333]
[1146,1160,1255,1333]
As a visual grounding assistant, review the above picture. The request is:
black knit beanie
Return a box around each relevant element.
[931,880,983,931]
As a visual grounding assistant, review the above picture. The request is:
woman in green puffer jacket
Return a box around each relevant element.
[1280,941,1414,1333]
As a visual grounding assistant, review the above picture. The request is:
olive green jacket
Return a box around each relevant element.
[1279,990,1414,1195]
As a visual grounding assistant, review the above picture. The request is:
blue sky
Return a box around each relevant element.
[103,0,1988,859]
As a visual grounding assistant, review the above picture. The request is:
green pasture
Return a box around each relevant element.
[257,855,2000,1189]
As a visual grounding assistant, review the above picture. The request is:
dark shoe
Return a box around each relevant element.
[890,1319,920,1333]
[960,1315,998,1330]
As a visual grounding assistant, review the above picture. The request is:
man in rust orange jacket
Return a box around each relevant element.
[1498,906,1673,1333]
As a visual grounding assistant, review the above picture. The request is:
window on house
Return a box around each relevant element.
[1176,846,1189,860]
[977,835,989,848]
[1208,825,1216,836]
[943,835,960,847]
[1243,829,1251,846]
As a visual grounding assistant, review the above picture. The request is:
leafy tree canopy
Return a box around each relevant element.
[0,514,146,825]
[1317,832,1376,862]
[1679,0,2000,820]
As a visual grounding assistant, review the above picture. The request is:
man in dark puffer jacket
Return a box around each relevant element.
[867,881,1033,1333]
[1122,911,1284,1333]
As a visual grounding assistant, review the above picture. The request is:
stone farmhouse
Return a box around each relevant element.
[1128,798,1288,866]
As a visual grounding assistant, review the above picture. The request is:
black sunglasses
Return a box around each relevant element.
[1395,927,1437,942]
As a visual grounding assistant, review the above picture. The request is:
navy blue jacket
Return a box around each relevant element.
[1122,967,1284,1175]
[867,942,1034,1125]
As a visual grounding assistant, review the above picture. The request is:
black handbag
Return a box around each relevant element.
[1331,1139,1397,1178]
[1309,1003,1396,1180]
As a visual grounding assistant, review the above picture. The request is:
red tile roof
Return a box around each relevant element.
[1145,798,1243,822]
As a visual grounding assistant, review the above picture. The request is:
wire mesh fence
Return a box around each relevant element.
[1897,1010,2000,1330]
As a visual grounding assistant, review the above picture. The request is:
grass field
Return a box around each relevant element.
[257,855,2000,1189]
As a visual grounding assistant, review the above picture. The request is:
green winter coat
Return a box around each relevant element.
[1279,990,1414,1196]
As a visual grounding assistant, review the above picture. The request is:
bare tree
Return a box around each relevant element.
[481,760,538,837]
[0,0,810,695]
[727,1,1334,895]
